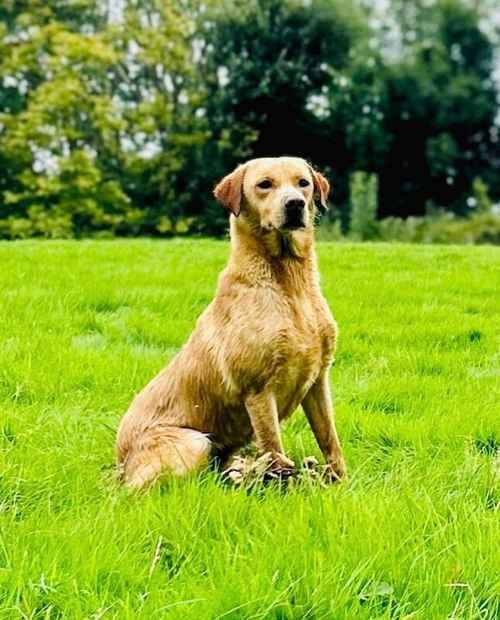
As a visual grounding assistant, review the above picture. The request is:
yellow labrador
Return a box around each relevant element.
[116,157,346,488]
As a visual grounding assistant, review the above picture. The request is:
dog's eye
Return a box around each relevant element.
[298,178,310,188]
[257,179,272,190]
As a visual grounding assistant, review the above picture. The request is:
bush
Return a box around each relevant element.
[422,212,500,245]
[377,216,428,243]
[349,172,379,240]
[0,207,73,239]
[472,178,493,214]
[376,211,500,245]
[316,219,344,242]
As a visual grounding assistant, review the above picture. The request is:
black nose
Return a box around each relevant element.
[283,198,306,230]
[285,198,305,211]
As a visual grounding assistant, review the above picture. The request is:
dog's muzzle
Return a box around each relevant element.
[282,198,306,230]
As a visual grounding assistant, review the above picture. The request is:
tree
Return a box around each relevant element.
[0,20,132,236]
[366,0,499,217]
[0,0,498,237]
[0,0,204,236]
[191,0,364,233]
[106,0,208,233]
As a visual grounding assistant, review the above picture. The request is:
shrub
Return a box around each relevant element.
[0,207,73,239]
[377,216,428,243]
[349,172,379,240]
[423,212,500,245]
[316,219,344,241]
[376,212,500,245]
[472,177,493,214]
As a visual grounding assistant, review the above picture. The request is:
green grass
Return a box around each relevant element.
[0,239,499,619]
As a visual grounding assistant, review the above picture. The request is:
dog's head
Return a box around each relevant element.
[213,157,330,232]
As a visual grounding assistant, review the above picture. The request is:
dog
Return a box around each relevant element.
[116,156,346,488]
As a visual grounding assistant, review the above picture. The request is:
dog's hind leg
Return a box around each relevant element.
[118,425,212,489]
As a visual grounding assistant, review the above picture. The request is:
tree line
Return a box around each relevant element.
[0,0,499,238]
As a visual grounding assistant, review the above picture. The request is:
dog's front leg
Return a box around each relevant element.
[244,391,295,473]
[302,373,346,481]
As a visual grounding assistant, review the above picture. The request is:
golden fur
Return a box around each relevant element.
[116,156,346,488]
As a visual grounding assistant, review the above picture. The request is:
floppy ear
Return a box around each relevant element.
[308,166,330,214]
[213,164,247,217]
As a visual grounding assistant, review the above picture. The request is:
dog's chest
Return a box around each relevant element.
[271,291,335,411]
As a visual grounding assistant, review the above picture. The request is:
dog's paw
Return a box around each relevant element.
[262,465,296,483]
[222,455,250,486]
[222,452,297,487]
[265,451,295,469]
[322,459,347,483]
[302,455,320,470]
[252,452,294,483]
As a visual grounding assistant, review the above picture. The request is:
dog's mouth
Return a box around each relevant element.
[261,216,307,233]
[281,219,306,231]
[261,221,306,233]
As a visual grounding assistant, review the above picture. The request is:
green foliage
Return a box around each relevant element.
[372,211,500,244]
[0,0,499,237]
[421,211,500,244]
[375,216,429,244]
[315,219,344,242]
[0,240,499,617]
[0,0,204,237]
[0,15,129,234]
[344,0,499,219]
[188,0,364,233]
[110,0,208,232]
[349,171,379,240]
[472,177,493,214]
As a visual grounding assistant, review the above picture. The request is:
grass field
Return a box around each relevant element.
[0,239,499,619]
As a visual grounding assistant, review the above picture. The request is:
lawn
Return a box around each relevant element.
[0,239,499,619]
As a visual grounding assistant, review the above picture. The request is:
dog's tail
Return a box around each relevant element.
[117,423,212,489]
